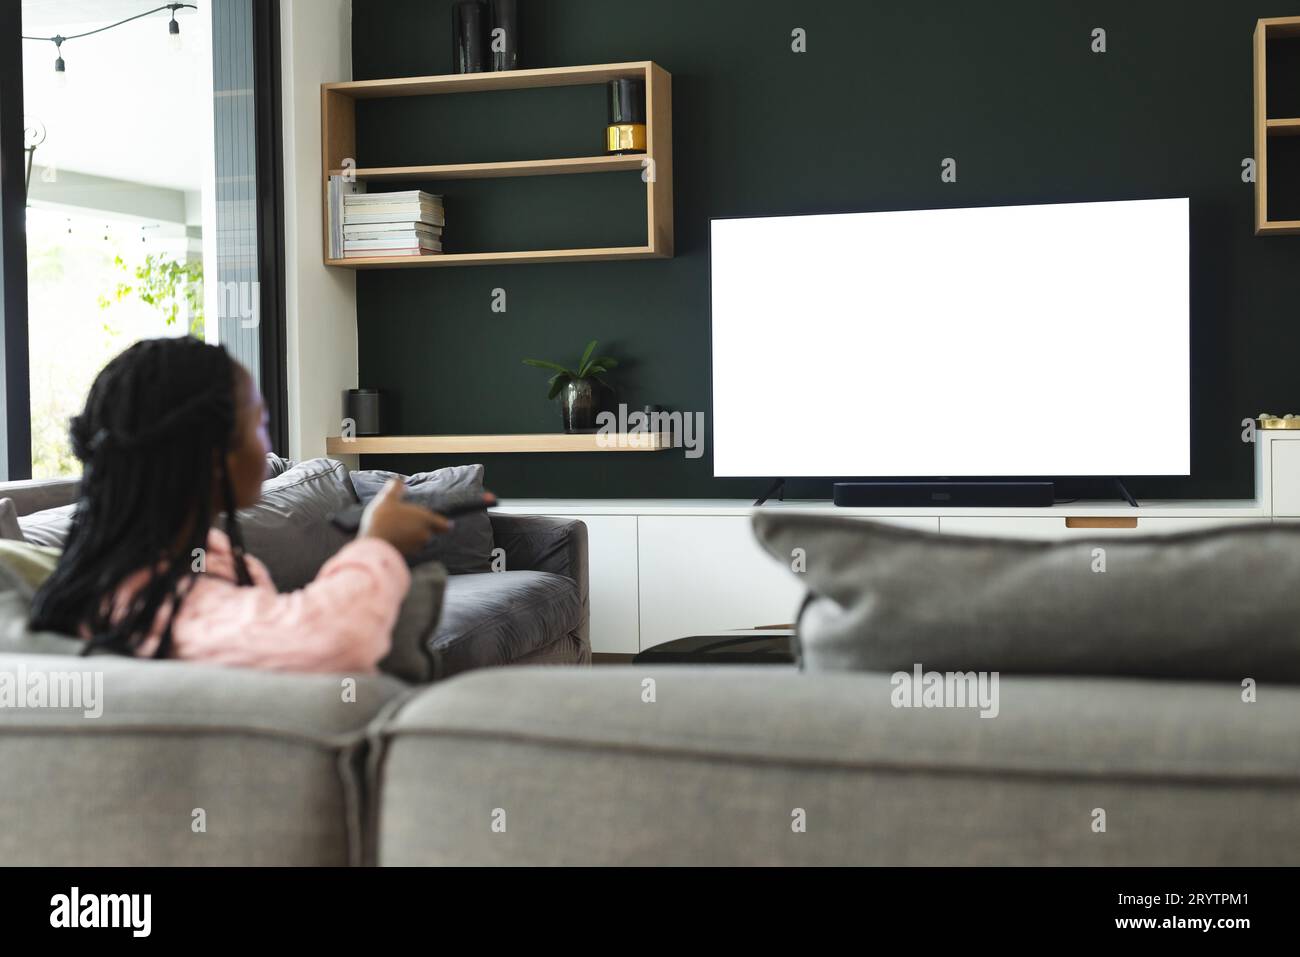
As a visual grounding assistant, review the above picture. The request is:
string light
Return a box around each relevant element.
[23,4,198,77]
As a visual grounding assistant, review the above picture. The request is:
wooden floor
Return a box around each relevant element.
[591,653,636,665]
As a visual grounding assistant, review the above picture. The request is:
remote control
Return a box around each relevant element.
[329,491,497,534]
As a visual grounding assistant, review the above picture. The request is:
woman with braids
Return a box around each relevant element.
[29,336,445,672]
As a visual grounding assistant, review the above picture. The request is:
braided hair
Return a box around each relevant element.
[30,337,255,658]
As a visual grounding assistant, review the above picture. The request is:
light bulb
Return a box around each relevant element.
[168,18,183,53]
[52,56,68,91]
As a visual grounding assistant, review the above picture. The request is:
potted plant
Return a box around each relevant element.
[523,340,619,433]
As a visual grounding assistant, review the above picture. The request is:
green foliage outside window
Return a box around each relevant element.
[98,254,204,339]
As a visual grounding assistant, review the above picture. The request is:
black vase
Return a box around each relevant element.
[489,0,518,71]
[561,379,600,433]
[451,0,488,74]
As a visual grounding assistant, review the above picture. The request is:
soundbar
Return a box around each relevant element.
[832,482,1056,508]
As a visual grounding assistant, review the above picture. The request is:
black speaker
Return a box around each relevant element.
[344,389,382,436]
[832,481,1056,508]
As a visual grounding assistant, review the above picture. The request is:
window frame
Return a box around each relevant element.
[0,0,290,477]
[0,2,31,481]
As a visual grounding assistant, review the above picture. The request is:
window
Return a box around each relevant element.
[4,0,285,479]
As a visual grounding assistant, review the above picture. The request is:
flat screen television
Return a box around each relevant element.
[710,198,1190,478]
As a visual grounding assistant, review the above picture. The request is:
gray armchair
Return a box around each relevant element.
[488,512,590,658]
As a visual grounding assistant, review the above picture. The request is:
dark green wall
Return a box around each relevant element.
[351,0,1299,500]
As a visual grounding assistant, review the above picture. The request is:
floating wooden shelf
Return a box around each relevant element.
[1266,117,1300,136]
[327,246,659,269]
[321,61,673,267]
[1254,17,1300,235]
[325,433,674,454]
[1257,219,1300,235]
[327,154,649,181]
[324,62,657,98]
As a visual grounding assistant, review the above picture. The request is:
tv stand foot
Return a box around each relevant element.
[754,478,785,507]
[1113,478,1139,508]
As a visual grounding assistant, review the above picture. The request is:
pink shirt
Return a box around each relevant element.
[111,529,410,673]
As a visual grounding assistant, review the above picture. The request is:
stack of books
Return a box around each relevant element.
[336,189,445,259]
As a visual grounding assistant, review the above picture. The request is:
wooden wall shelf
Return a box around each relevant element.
[1254,17,1300,235]
[1266,117,1300,136]
[327,246,660,270]
[325,433,674,454]
[321,61,673,267]
[327,155,648,181]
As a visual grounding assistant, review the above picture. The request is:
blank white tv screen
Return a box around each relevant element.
[710,198,1190,478]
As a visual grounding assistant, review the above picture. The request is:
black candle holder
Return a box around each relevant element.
[606,78,646,154]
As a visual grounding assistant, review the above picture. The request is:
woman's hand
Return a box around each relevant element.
[358,479,449,557]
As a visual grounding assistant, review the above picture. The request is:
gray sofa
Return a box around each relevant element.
[8,654,1293,865]
[4,473,1297,866]
[374,666,1300,866]
[0,465,592,866]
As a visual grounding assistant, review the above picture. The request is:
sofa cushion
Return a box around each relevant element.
[752,513,1300,682]
[378,562,448,684]
[0,557,83,657]
[265,452,293,479]
[0,499,21,541]
[18,503,75,549]
[350,465,493,574]
[237,458,358,591]
[376,666,1300,866]
[0,540,60,590]
[428,570,580,680]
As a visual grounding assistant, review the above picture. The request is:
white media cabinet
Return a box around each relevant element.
[495,432,1300,654]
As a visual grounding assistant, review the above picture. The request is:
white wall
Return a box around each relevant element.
[280,0,356,461]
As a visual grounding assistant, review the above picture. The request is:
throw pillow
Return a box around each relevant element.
[0,557,82,656]
[0,540,61,590]
[18,503,76,549]
[752,513,1300,682]
[0,498,23,541]
[377,561,448,683]
[265,452,294,479]
[237,458,359,591]
[350,465,494,574]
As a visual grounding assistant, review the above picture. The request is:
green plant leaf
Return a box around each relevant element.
[594,356,619,369]
[523,358,571,374]
[577,339,598,377]
[547,373,572,400]
[99,253,205,338]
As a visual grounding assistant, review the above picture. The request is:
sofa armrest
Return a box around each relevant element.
[0,478,81,517]
[0,652,409,865]
[488,513,589,649]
